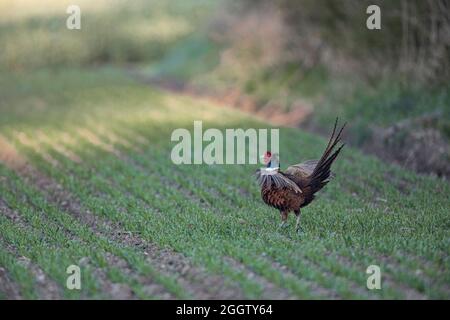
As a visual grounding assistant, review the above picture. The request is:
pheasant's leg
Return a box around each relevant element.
[294,210,302,233]
[279,211,288,228]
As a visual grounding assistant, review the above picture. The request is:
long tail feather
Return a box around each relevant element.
[308,119,346,194]
[315,119,346,171]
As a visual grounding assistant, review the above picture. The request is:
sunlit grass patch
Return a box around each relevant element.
[0,0,216,71]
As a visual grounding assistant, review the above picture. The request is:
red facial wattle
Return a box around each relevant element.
[263,151,272,165]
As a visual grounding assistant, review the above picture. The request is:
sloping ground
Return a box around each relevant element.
[0,68,448,299]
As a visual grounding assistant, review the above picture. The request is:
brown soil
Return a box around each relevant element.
[0,268,22,300]
[223,256,295,299]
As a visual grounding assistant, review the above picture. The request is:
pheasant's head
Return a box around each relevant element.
[262,151,279,169]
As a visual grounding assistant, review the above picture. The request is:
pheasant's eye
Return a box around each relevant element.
[266,151,272,157]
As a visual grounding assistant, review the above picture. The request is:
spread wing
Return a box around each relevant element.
[255,168,302,193]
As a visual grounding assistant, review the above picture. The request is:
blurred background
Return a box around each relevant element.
[1,0,449,177]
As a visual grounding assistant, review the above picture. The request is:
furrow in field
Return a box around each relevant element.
[325,209,449,299]
[25,123,440,300]
[10,132,245,299]
[370,251,448,298]
[0,265,22,299]
[86,128,367,298]
[150,140,422,299]
[123,128,412,299]
[268,258,339,299]
[105,125,248,209]
[98,125,217,210]
[83,126,375,298]
[392,249,449,281]
[52,127,294,299]
[0,219,62,299]
[113,162,303,298]
[0,199,62,299]
[145,161,352,298]
[96,139,305,298]
[321,166,449,297]
[121,141,371,299]
[68,131,246,299]
[1,191,137,300]
[223,257,295,299]
[88,260,139,299]
[292,250,372,299]
[264,244,374,300]
[329,251,426,299]
[1,135,175,299]
[0,236,38,300]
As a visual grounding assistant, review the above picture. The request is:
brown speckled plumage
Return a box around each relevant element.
[256,119,346,231]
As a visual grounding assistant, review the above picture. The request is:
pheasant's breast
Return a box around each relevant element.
[261,186,304,211]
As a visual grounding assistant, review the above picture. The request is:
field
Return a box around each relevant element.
[0,68,449,299]
[1,0,449,300]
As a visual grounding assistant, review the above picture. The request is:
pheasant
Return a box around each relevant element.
[255,119,346,232]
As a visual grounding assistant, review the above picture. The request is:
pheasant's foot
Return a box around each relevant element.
[295,211,302,234]
[278,221,288,229]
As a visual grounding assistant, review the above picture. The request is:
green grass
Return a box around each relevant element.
[309,79,450,145]
[0,0,216,71]
[0,67,448,299]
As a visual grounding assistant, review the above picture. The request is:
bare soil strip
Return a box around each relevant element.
[0,135,244,299]
[268,258,339,299]
[223,257,295,299]
[0,235,62,300]
[0,198,62,299]
[374,252,449,297]
[333,252,428,299]
[81,128,298,299]
[0,267,22,300]
[0,136,169,299]
[291,250,374,299]
[107,127,359,299]
[0,198,137,300]
[72,130,247,299]
[113,146,304,299]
